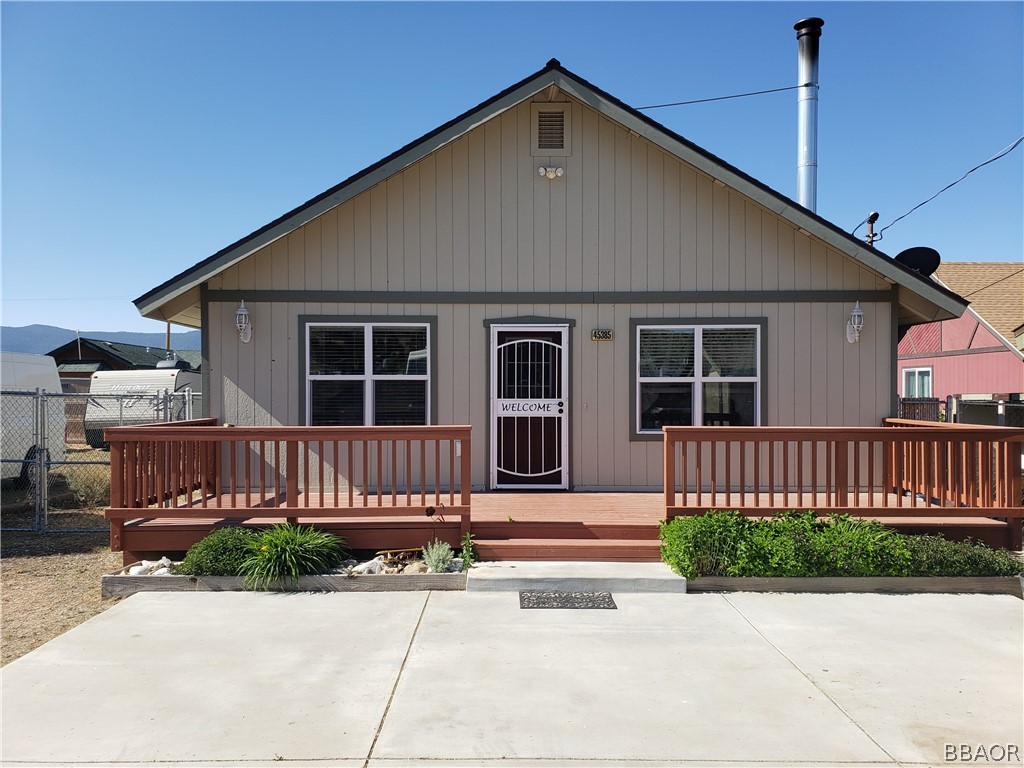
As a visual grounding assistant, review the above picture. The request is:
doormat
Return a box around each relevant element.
[519,591,617,609]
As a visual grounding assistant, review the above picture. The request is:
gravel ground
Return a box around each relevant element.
[1,526,122,666]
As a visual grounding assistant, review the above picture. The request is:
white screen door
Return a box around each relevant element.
[490,325,568,489]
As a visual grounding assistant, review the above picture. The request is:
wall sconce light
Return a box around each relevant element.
[538,166,564,180]
[235,300,252,343]
[846,301,864,344]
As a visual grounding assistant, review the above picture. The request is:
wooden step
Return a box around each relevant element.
[474,538,662,562]
[471,520,658,541]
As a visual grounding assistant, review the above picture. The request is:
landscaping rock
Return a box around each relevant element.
[351,558,384,575]
[403,561,428,574]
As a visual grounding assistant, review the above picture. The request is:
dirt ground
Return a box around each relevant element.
[1,523,122,666]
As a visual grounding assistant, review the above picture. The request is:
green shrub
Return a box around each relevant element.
[904,535,1023,577]
[731,511,818,577]
[661,510,912,578]
[659,510,749,579]
[422,538,454,573]
[174,526,257,577]
[239,524,347,590]
[803,516,911,577]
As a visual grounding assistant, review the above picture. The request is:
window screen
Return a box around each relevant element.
[306,323,429,426]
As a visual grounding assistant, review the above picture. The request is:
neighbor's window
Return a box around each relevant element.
[306,323,429,426]
[902,367,932,399]
[636,325,759,433]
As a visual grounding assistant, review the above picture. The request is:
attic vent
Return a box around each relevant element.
[531,103,571,157]
[537,110,564,150]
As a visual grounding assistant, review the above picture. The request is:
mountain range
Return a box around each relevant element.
[1,325,201,355]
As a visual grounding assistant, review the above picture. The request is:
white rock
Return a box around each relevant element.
[128,564,148,576]
[157,556,172,568]
[351,559,384,575]
[152,567,170,576]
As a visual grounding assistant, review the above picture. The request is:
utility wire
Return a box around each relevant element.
[878,135,1024,236]
[959,267,1024,299]
[637,83,812,110]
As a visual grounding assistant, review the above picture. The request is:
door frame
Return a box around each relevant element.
[489,322,570,490]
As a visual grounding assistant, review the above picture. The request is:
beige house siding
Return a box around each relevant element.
[202,93,895,489]
[209,97,888,296]
[207,298,893,490]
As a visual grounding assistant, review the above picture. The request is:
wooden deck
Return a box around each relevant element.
[104,420,1023,564]
[110,490,1019,565]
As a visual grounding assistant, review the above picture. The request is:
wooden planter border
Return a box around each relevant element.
[686,575,1023,598]
[102,570,467,600]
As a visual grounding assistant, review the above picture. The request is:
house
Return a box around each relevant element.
[133,59,969,493]
[898,263,1024,404]
[47,337,201,390]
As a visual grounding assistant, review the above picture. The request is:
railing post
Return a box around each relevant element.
[109,438,124,509]
[834,439,848,508]
[663,429,675,520]
[286,439,299,524]
[460,429,472,538]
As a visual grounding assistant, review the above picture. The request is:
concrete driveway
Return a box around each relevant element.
[2,589,1021,767]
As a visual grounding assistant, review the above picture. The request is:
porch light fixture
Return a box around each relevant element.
[235,300,252,344]
[846,301,864,344]
[538,166,564,180]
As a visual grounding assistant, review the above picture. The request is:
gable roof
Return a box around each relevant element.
[47,338,201,371]
[934,262,1023,342]
[136,59,968,328]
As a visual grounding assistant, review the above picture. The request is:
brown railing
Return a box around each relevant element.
[106,422,473,537]
[663,421,1023,546]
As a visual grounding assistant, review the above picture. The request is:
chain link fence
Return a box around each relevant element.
[1,388,201,533]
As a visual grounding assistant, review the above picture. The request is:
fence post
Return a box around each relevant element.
[38,389,49,530]
[286,439,299,524]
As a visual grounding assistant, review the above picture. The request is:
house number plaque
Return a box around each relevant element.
[591,329,613,341]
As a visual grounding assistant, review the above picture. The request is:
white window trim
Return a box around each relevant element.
[305,322,431,426]
[635,324,761,433]
[531,103,571,157]
[902,366,933,399]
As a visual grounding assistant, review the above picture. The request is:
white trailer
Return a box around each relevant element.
[84,368,201,448]
[1,353,67,481]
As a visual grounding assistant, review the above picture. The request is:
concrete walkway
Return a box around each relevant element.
[2,587,1021,767]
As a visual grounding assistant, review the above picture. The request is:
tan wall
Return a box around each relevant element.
[208,299,894,490]
[204,93,895,489]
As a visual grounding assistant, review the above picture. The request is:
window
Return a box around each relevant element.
[636,324,760,433]
[902,367,932,398]
[531,103,571,156]
[306,323,429,426]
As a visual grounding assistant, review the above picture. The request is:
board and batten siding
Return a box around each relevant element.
[204,93,894,489]
[209,299,891,490]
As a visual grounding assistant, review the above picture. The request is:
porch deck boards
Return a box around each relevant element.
[112,490,1019,565]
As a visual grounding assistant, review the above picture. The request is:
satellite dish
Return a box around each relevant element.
[894,246,941,277]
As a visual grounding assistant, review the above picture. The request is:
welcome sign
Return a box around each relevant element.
[497,399,564,414]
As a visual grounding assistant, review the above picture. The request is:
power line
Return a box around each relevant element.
[878,135,1024,236]
[637,83,812,110]
[959,267,1024,299]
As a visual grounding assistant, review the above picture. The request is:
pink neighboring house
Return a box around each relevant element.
[898,262,1024,401]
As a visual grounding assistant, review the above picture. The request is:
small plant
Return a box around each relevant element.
[239,524,347,590]
[458,532,478,571]
[66,468,111,508]
[903,535,1023,577]
[422,538,454,573]
[174,526,257,577]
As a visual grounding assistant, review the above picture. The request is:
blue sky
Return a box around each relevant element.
[2,1,1022,333]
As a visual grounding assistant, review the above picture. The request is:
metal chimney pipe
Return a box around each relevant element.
[794,17,824,212]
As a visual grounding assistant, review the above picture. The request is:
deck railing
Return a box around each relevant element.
[105,421,473,543]
[663,420,1023,547]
